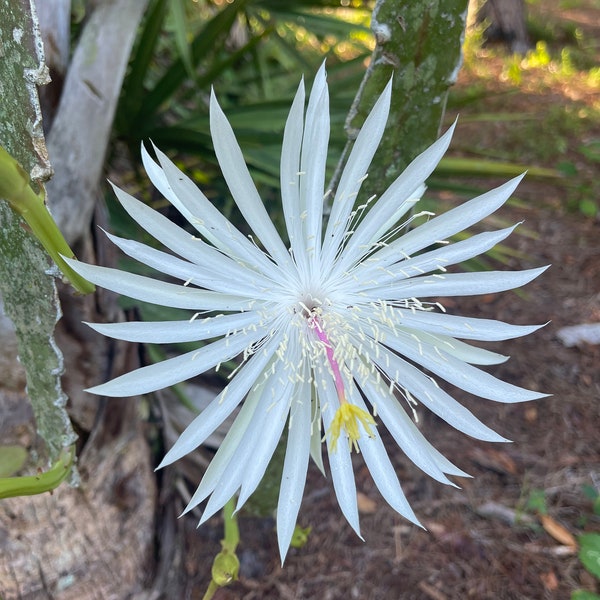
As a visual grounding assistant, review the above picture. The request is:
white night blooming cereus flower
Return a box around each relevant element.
[66,65,547,562]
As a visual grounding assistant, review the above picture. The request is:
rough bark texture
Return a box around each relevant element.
[0,0,74,464]
[333,0,469,202]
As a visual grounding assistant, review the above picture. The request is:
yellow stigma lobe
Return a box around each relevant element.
[328,403,377,453]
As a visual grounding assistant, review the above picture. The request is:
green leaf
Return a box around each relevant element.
[169,0,195,78]
[526,489,548,515]
[135,0,249,129]
[579,533,600,579]
[572,591,600,600]
[117,0,169,132]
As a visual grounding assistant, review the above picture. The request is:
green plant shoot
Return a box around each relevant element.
[0,445,75,500]
[0,146,95,295]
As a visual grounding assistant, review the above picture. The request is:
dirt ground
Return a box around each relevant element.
[166,4,600,599]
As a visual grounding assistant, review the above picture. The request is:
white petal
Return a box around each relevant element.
[299,63,329,267]
[359,266,549,300]
[281,78,307,275]
[309,407,325,476]
[105,230,261,297]
[357,225,518,287]
[332,122,456,276]
[64,257,256,312]
[159,333,283,467]
[349,385,421,524]
[141,145,255,259]
[210,89,293,270]
[183,378,263,513]
[86,311,262,344]
[236,374,293,508]
[385,310,545,341]
[87,326,266,397]
[322,78,392,267]
[360,347,507,442]
[372,175,525,269]
[368,326,547,403]
[277,378,312,563]
[397,329,509,365]
[152,145,288,281]
[105,189,273,293]
[199,377,284,524]
[356,367,473,480]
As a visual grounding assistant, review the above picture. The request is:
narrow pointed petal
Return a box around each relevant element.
[105,188,274,292]
[183,381,263,513]
[369,327,547,403]
[350,386,421,524]
[333,122,456,275]
[310,413,325,476]
[159,337,282,468]
[384,310,545,342]
[236,376,293,508]
[281,79,307,274]
[372,175,525,268]
[210,89,293,270]
[359,266,549,300]
[200,381,283,523]
[152,145,288,281]
[322,78,392,267]
[277,380,311,563]
[64,257,257,312]
[86,311,262,344]
[359,348,508,442]
[104,231,263,297]
[88,327,266,397]
[142,145,255,262]
[299,63,329,266]
[357,225,518,287]
[356,367,476,480]
[320,381,361,537]
[398,330,509,365]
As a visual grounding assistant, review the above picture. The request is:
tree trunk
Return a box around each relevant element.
[477,0,530,54]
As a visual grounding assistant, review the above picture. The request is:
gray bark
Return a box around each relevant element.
[0,0,74,464]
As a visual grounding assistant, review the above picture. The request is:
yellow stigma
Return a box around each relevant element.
[328,403,377,453]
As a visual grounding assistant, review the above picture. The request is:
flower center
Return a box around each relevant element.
[304,307,376,452]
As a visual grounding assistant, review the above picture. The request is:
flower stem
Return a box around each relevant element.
[0,146,95,295]
[202,496,241,600]
[0,445,75,499]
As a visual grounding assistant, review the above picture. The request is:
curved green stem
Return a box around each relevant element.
[0,445,75,500]
[0,146,95,295]
[202,497,241,600]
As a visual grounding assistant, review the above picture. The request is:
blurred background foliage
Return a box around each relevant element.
[114,0,372,190]
[106,0,599,230]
